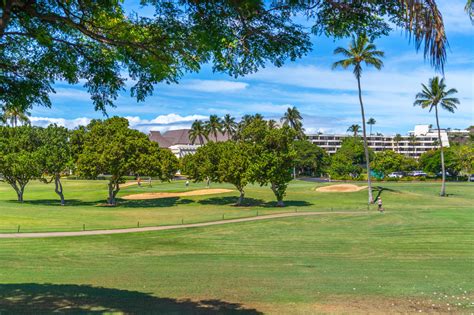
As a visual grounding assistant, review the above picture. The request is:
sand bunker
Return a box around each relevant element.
[120,182,138,188]
[122,189,234,200]
[316,184,367,192]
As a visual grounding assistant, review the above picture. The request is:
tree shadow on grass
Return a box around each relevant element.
[198,197,313,208]
[372,186,400,201]
[18,198,195,209]
[117,197,195,208]
[198,197,265,207]
[0,283,262,314]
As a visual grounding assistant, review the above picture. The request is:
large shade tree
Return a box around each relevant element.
[77,117,177,205]
[1,1,448,116]
[333,34,384,204]
[414,76,459,196]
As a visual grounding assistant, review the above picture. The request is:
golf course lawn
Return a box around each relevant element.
[0,180,473,313]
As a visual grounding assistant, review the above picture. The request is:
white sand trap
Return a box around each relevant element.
[316,184,367,193]
[122,189,234,200]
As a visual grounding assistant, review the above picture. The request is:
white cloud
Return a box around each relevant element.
[30,117,91,129]
[181,80,249,92]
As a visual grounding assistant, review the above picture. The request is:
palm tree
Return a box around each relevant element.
[408,134,418,157]
[414,76,459,196]
[206,115,223,142]
[281,106,305,139]
[347,124,361,137]
[267,119,278,129]
[333,34,384,204]
[222,114,237,140]
[1,103,31,127]
[189,120,209,145]
[367,118,376,135]
[394,134,403,153]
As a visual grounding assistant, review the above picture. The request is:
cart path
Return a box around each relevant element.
[0,211,371,239]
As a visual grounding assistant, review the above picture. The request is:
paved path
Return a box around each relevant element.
[0,211,370,239]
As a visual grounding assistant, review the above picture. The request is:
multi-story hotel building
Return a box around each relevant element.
[150,125,453,159]
[307,125,449,158]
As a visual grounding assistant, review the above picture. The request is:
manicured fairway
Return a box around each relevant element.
[0,180,473,313]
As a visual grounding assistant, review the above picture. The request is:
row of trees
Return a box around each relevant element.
[182,114,297,207]
[0,118,179,205]
[188,107,306,145]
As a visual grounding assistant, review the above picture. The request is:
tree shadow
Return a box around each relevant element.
[261,200,313,208]
[198,197,313,208]
[118,198,195,208]
[0,283,262,314]
[372,186,400,200]
[16,199,99,207]
[198,197,265,207]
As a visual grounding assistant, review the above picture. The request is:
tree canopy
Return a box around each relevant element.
[1,1,448,115]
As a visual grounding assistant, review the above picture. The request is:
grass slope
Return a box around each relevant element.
[0,180,472,313]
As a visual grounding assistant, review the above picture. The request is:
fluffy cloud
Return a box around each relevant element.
[29,114,209,133]
[181,80,249,92]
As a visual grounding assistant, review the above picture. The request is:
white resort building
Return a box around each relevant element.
[307,125,449,158]
[150,125,453,159]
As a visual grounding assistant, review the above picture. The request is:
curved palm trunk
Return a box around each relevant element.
[357,76,373,204]
[435,106,446,196]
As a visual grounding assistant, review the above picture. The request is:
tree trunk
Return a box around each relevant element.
[107,180,120,205]
[54,174,65,206]
[236,189,245,206]
[357,76,373,204]
[16,188,24,202]
[435,106,446,196]
[271,182,285,207]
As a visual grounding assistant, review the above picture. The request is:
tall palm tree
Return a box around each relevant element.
[367,117,376,135]
[189,120,209,145]
[1,103,31,127]
[267,119,278,129]
[394,133,403,153]
[222,114,237,140]
[414,76,459,196]
[333,34,384,204]
[408,134,418,157]
[281,106,305,139]
[347,124,361,137]
[206,115,223,142]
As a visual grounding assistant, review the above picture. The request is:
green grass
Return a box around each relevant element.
[0,180,473,313]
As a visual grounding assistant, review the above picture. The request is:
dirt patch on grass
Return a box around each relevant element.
[316,184,367,193]
[120,182,138,188]
[122,189,234,200]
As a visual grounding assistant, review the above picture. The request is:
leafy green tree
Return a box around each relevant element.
[0,125,42,202]
[189,120,209,145]
[281,106,305,139]
[347,124,361,137]
[371,150,410,176]
[414,76,459,196]
[333,34,384,203]
[77,117,173,205]
[38,124,71,205]
[206,115,223,142]
[329,137,373,179]
[419,148,459,176]
[250,126,297,207]
[367,118,376,135]
[222,114,237,140]
[293,140,329,176]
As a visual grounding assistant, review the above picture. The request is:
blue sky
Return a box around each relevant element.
[31,0,473,135]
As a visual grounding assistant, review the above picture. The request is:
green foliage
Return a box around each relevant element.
[329,137,373,179]
[419,146,473,176]
[250,126,297,207]
[293,140,329,176]
[37,124,72,205]
[0,126,43,201]
[371,150,418,175]
[281,106,305,139]
[76,117,175,205]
